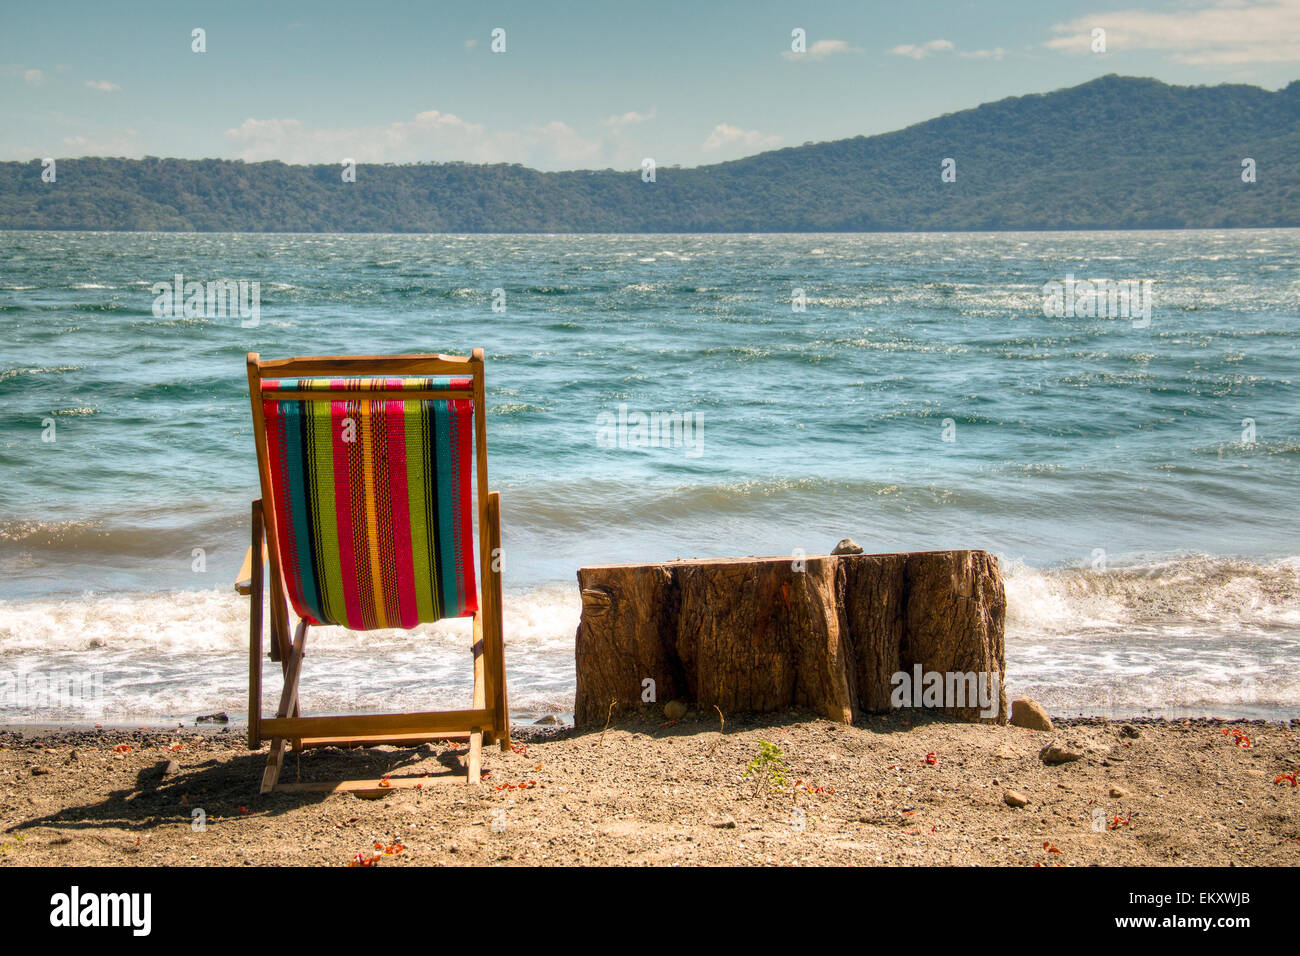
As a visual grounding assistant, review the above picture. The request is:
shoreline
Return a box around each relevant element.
[4,699,1299,738]
[4,710,1298,866]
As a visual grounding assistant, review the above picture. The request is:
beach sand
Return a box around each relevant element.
[2,711,1298,867]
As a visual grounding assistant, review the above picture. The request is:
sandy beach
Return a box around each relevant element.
[3,710,1298,867]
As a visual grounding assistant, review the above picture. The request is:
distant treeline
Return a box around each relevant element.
[2,75,1297,232]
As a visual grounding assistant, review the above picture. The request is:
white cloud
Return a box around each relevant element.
[701,123,782,154]
[224,110,604,170]
[85,79,121,93]
[960,47,1007,60]
[782,39,860,61]
[889,39,956,60]
[24,69,44,86]
[1046,0,1300,65]
[226,118,307,144]
[61,128,140,155]
[603,109,656,128]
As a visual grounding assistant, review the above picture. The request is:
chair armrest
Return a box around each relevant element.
[235,541,268,595]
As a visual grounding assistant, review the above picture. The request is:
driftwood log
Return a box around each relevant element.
[574,551,1006,727]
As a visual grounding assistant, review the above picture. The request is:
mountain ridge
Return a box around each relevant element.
[2,75,1296,232]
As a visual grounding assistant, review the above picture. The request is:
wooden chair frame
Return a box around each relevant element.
[236,350,509,794]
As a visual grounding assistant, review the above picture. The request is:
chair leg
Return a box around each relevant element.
[496,650,511,753]
[261,619,308,794]
[468,614,486,784]
[486,491,510,751]
[261,740,286,794]
[468,728,482,785]
[248,501,265,750]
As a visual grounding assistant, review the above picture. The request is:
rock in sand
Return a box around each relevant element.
[1009,697,1054,732]
[1039,743,1083,765]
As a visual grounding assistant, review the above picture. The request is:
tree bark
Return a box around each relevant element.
[574,551,1006,727]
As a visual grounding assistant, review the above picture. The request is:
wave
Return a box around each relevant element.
[0,586,580,721]
[6,553,1292,651]
[1004,554,1300,635]
[0,513,243,558]
[0,584,579,655]
[0,558,1296,721]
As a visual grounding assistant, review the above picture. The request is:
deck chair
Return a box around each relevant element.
[235,350,509,794]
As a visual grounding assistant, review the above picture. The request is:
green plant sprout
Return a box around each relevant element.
[743,740,790,794]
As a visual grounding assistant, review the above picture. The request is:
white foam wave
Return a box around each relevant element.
[0,586,580,722]
[1004,554,1300,635]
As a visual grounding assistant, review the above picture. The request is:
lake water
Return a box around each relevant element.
[1,230,1297,723]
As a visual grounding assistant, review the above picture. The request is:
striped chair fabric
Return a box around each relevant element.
[260,376,478,629]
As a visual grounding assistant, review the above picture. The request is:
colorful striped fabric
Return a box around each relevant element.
[261,377,478,629]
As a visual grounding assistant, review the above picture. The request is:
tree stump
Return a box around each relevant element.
[574,550,1006,728]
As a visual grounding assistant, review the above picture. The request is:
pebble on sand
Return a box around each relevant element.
[1003,789,1029,808]
[1039,743,1083,765]
[1009,698,1054,732]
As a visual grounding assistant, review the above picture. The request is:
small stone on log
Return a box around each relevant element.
[831,538,864,555]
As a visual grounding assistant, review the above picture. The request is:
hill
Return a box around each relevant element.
[1,75,1296,231]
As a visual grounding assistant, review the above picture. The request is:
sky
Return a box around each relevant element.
[2,0,1299,170]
